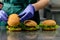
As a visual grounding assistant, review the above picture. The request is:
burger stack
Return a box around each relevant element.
[7,14,40,31]
[7,14,58,31]
[39,20,58,31]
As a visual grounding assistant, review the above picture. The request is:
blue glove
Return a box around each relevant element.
[0,10,8,22]
[19,4,35,22]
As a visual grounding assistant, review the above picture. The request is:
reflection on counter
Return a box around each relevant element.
[0,30,7,40]
[7,31,39,40]
[0,29,60,40]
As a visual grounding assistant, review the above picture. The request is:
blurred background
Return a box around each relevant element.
[39,0,60,25]
[0,0,60,25]
[0,0,60,40]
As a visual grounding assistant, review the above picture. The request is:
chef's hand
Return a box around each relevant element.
[19,4,35,22]
[0,10,8,22]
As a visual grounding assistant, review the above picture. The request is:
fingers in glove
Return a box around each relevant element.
[19,11,26,17]
[20,12,33,22]
[2,12,8,17]
[0,13,7,21]
[0,16,2,21]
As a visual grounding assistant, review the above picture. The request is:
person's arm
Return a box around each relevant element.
[0,10,8,22]
[32,0,49,11]
[19,0,49,22]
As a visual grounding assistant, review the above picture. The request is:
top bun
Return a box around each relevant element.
[8,14,20,26]
[42,20,56,26]
[24,20,37,27]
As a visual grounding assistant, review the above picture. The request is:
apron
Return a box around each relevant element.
[0,0,40,27]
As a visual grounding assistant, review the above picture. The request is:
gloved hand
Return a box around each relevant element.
[19,4,35,22]
[0,10,8,22]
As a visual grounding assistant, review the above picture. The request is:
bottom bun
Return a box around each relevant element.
[42,28,56,31]
[8,30,21,32]
[22,28,40,31]
[8,28,21,32]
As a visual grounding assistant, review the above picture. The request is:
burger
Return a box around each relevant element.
[7,14,40,31]
[20,20,40,31]
[7,14,21,31]
[39,20,58,31]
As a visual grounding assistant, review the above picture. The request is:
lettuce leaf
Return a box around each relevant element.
[39,23,59,29]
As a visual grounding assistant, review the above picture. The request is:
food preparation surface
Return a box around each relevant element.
[0,28,60,40]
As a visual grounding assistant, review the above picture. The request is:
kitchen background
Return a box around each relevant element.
[39,0,60,25]
[0,0,60,40]
[0,0,60,25]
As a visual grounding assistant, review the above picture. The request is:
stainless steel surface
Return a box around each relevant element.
[51,0,60,7]
[0,28,60,40]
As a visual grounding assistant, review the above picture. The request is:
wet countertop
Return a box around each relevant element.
[0,28,60,40]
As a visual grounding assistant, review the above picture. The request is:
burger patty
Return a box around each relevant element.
[42,28,56,31]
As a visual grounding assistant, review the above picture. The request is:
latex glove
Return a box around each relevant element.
[19,4,35,22]
[0,10,8,22]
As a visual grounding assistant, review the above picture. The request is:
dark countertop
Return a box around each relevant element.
[0,28,60,40]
